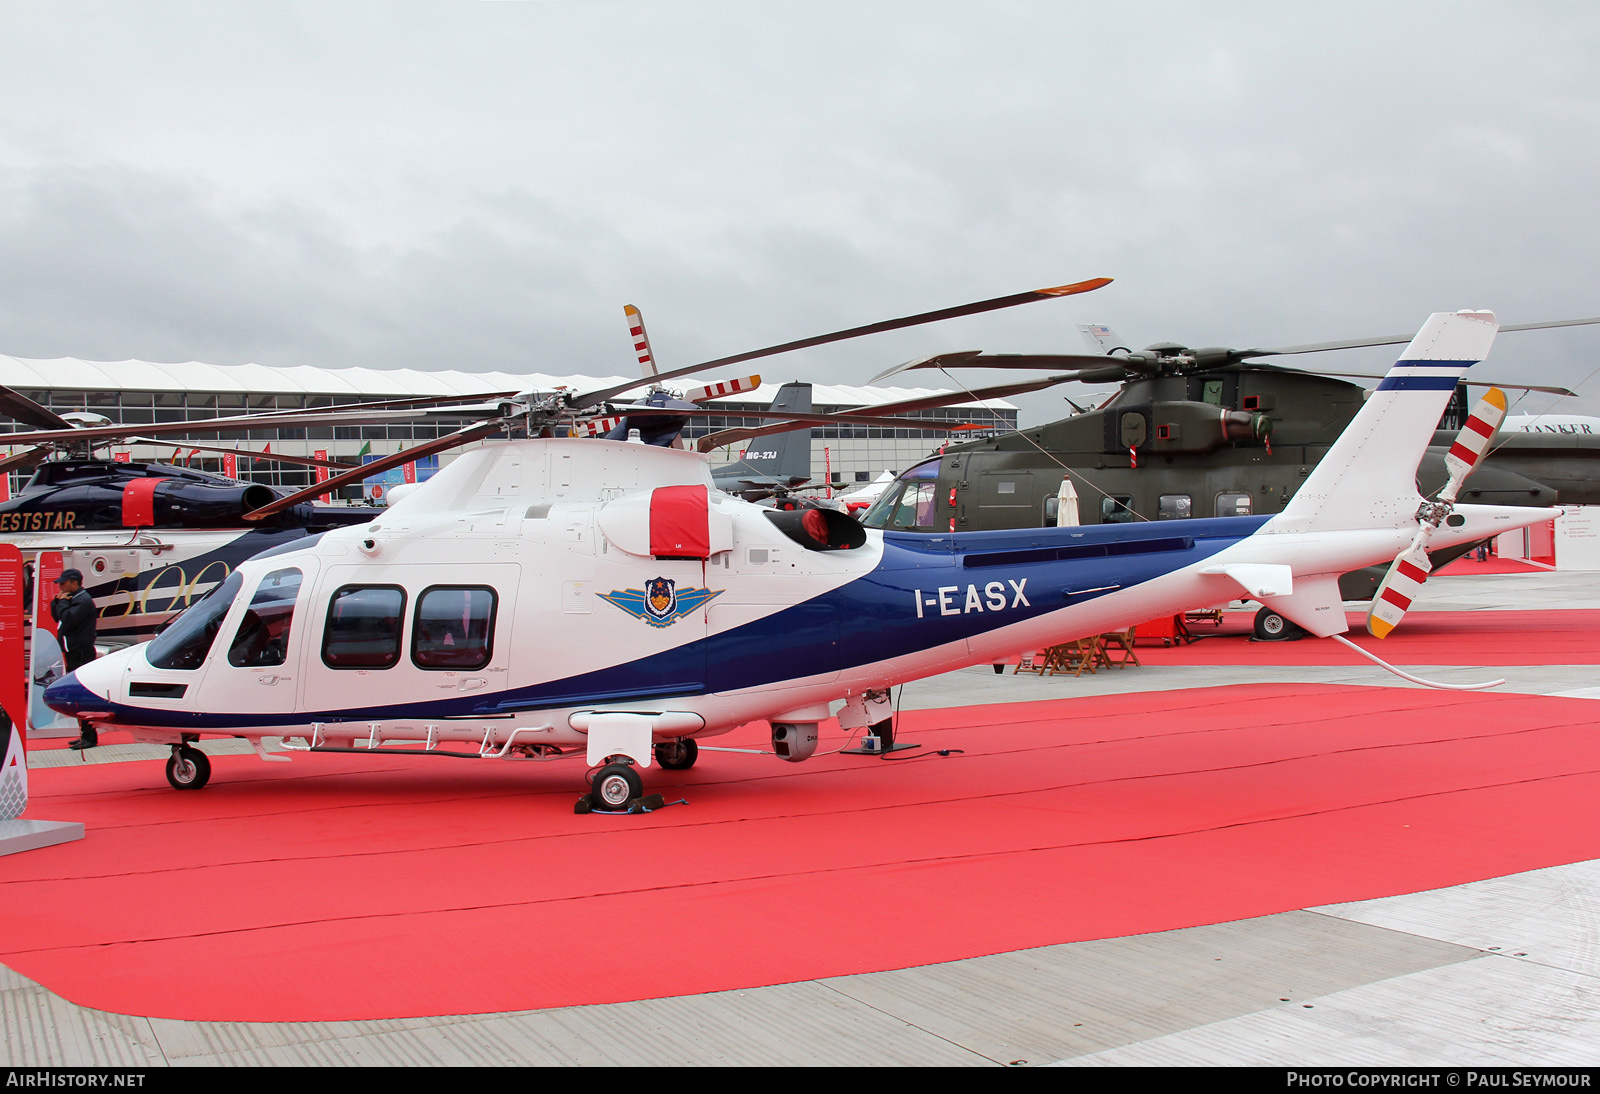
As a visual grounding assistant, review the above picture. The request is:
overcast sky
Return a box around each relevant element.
[3,1,1598,425]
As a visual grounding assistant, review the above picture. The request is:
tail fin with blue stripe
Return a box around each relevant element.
[1269,310,1499,534]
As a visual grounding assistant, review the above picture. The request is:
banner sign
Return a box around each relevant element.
[0,545,27,819]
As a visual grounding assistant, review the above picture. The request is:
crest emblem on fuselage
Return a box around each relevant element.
[599,578,723,628]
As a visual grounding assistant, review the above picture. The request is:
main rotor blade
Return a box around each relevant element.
[0,404,483,448]
[1271,368,1577,397]
[872,351,1120,382]
[691,374,1086,452]
[125,437,358,471]
[619,405,984,433]
[0,385,76,431]
[0,445,53,474]
[258,390,521,418]
[242,419,510,521]
[576,277,1113,409]
[1244,315,1600,359]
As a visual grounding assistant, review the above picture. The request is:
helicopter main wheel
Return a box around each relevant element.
[592,763,644,809]
[165,746,211,790]
[1253,607,1302,641]
[654,738,698,770]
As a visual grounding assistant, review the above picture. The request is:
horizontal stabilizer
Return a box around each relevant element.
[1257,573,1347,638]
[1200,563,1293,599]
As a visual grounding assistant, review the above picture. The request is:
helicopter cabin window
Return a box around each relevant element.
[322,585,407,670]
[1101,495,1137,524]
[147,571,244,670]
[227,568,303,668]
[1157,494,1193,520]
[1216,492,1253,517]
[412,586,497,670]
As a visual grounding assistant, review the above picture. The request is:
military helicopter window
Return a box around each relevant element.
[147,571,245,671]
[1157,494,1193,520]
[1216,492,1253,517]
[412,586,497,670]
[1101,495,1137,524]
[227,568,303,668]
[322,585,407,670]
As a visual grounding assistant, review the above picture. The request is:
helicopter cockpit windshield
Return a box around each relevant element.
[145,571,244,670]
[859,458,940,531]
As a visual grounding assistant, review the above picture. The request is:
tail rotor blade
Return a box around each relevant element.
[1368,387,1507,639]
[1367,540,1432,639]
[1442,387,1507,497]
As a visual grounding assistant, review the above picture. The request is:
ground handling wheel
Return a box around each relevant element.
[591,763,644,809]
[654,738,698,770]
[165,745,211,790]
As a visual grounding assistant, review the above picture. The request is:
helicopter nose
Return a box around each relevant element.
[43,671,101,719]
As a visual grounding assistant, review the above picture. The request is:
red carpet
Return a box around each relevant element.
[1435,555,1554,576]
[1135,609,1600,666]
[5,684,1600,1021]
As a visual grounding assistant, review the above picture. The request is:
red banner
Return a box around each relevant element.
[32,551,62,639]
[402,461,417,485]
[223,452,237,479]
[315,450,330,503]
[0,544,24,818]
[113,452,131,463]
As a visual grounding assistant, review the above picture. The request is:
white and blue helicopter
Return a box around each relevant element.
[44,305,1552,809]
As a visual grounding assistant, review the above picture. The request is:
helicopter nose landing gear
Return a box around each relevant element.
[165,744,212,790]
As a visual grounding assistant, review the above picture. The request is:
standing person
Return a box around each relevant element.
[50,568,98,750]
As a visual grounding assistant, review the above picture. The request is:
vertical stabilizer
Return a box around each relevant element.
[1078,323,1133,357]
[712,382,814,488]
[1269,310,1498,534]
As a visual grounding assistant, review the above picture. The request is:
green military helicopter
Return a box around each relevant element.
[855,316,1598,637]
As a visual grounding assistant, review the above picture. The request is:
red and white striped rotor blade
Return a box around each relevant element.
[577,416,622,437]
[1368,387,1506,638]
[1441,387,1507,499]
[623,304,659,377]
[1367,538,1432,639]
[684,375,762,403]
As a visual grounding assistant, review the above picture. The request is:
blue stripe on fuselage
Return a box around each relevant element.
[51,516,1269,730]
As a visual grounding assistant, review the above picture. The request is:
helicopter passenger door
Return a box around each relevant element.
[299,564,520,719]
